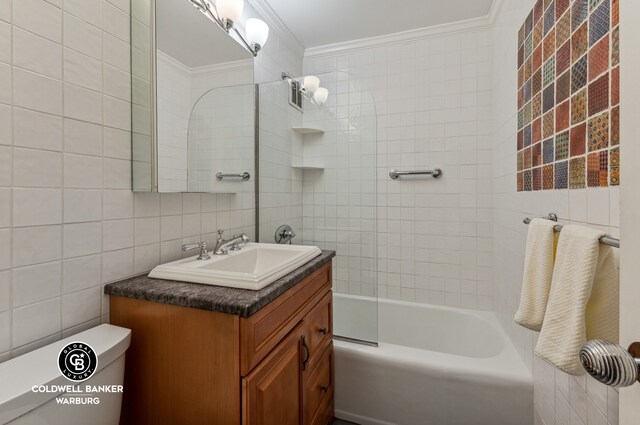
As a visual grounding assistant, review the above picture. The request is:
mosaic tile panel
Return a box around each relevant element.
[571,89,587,124]
[543,164,554,189]
[587,150,608,187]
[555,161,568,188]
[588,112,609,151]
[569,157,586,188]
[517,0,619,192]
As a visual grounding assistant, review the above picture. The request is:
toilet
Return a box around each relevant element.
[0,324,131,425]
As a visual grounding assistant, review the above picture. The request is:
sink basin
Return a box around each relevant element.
[148,243,323,290]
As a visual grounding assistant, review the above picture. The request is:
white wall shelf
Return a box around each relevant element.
[292,127,325,135]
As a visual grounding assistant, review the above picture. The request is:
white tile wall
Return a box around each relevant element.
[304,28,495,310]
[492,1,619,424]
[0,0,303,358]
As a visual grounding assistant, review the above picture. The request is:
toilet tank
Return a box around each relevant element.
[0,324,131,425]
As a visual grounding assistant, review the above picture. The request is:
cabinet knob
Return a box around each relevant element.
[319,327,327,335]
[320,385,329,393]
[580,340,640,387]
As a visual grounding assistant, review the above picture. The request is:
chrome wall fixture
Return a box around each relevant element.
[580,340,640,387]
[188,0,269,57]
[389,168,443,180]
[216,172,251,181]
[281,73,330,107]
[522,212,620,248]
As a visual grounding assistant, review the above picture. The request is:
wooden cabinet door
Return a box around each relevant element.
[242,325,304,425]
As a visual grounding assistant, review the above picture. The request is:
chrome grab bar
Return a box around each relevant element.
[523,212,620,248]
[216,172,250,181]
[389,168,443,180]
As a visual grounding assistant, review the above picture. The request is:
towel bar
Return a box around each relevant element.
[389,168,443,180]
[216,172,251,181]
[523,213,620,248]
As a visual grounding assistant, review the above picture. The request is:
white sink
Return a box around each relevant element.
[148,243,322,290]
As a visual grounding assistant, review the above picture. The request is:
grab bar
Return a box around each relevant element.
[523,212,620,248]
[216,172,250,181]
[389,168,443,180]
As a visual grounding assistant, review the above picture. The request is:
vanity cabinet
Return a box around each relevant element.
[109,262,334,425]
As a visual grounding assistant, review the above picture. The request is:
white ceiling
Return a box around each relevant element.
[262,0,495,48]
[156,0,252,68]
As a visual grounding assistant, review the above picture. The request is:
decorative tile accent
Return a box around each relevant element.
[555,100,570,132]
[533,143,543,167]
[556,70,570,103]
[611,106,619,146]
[611,66,620,106]
[556,12,572,46]
[587,151,608,187]
[589,36,609,82]
[533,45,543,71]
[543,138,554,164]
[571,56,588,94]
[533,93,542,119]
[589,0,610,46]
[517,172,524,191]
[543,110,555,138]
[572,0,589,32]
[524,169,533,191]
[556,41,571,76]
[555,161,568,189]
[543,164,554,189]
[612,27,619,67]
[557,0,570,18]
[543,57,556,86]
[570,123,587,157]
[544,2,556,35]
[610,147,619,185]
[555,131,569,160]
[572,23,589,63]
[533,167,542,190]
[543,29,556,61]
[517,0,619,192]
[588,73,609,116]
[571,89,587,124]
[588,112,609,151]
[543,84,555,113]
[569,157,586,188]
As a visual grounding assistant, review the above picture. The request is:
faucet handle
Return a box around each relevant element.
[217,229,224,239]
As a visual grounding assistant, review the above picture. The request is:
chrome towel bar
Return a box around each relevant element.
[216,172,251,181]
[523,212,620,248]
[389,168,443,180]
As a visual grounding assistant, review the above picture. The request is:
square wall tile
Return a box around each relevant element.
[588,112,609,152]
[587,151,608,187]
[569,157,586,189]
[570,123,587,157]
[589,36,609,82]
[588,73,609,116]
[589,0,610,46]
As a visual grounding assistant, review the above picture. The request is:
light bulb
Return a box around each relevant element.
[216,0,244,24]
[246,18,269,49]
[303,76,320,94]
[313,87,329,105]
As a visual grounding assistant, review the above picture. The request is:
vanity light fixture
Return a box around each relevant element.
[312,87,329,105]
[282,73,330,107]
[188,0,269,57]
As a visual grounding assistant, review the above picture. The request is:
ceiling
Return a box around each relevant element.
[156,0,252,68]
[262,0,495,48]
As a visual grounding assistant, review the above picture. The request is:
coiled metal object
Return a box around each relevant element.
[579,340,640,388]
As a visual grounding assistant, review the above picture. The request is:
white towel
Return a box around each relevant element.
[535,225,619,375]
[514,218,558,331]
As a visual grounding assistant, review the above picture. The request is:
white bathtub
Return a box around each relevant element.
[333,294,533,425]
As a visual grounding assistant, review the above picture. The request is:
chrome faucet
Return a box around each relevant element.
[182,241,210,260]
[213,230,250,255]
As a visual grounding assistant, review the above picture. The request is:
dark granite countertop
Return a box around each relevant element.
[104,250,335,317]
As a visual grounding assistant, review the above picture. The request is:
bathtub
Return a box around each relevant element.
[333,294,533,425]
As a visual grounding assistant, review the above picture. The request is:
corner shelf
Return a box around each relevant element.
[292,164,324,171]
[292,127,325,135]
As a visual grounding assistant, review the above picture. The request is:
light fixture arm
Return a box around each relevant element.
[188,0,262,56]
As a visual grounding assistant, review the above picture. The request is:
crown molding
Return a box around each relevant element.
[305,0,504,60]
[246,0,305,59]
[157,50,252,75]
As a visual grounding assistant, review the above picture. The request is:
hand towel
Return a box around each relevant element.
[514,218,559,331]
[535,225,619,375]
